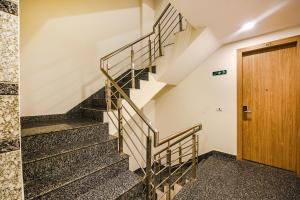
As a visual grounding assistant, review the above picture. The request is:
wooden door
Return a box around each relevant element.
[237,36,300,174]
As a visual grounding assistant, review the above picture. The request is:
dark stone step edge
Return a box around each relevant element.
[21,122,107,138]
[25,154,129,200]
[23,136,118,164]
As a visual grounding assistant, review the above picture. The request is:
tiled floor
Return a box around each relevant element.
[174,154,300,200]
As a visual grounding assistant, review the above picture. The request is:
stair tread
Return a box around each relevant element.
[77,170,143,200]
[23,135,117,163]
[24,153,128,199]
[22,118,102,137]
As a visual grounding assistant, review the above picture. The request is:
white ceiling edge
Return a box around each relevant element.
[168,0,300,44]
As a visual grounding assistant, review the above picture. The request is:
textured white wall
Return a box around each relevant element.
[154,25,300,156]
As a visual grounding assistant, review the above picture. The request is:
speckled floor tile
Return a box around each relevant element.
[0,150,22,200]
[174,154,300,200]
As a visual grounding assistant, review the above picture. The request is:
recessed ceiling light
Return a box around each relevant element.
[240,21,256,32]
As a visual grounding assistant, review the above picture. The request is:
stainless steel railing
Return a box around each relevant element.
[100,3,201,200]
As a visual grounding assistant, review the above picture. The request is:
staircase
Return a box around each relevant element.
[21,3,202,200]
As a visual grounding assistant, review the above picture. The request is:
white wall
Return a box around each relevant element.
[20,0,154,116]
[153,25,300,156]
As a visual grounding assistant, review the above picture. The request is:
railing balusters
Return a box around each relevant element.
[99,3,203,199]
[117,98,123,154]
[146,134,152,200]
[179,13,183,32]
[158,23,163,57]
[148,38,153,72]
[178,143,183,184]
[130,47,135,88]
[192,134,197,179]
[166,147,172,200]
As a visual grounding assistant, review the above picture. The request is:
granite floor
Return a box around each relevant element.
[174,154,300,200]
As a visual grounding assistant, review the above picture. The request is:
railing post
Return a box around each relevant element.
[158,23,163,57]
[192,134,197,179]
[179,13,183,32]
[130,47,135,89]
[146,135,152,200]
[178,143,183,183]
[117,98,123,154]
[148,39,153,73]
[166,147,171,200]
[105,61,112,111]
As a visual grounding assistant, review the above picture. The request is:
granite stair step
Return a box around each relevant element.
[77,170,144,200]
[23,136,118,182]
[21,120,109,162]
[24,153,129,200]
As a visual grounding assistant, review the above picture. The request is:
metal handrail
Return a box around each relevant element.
[154,123,202,149]
[101,68,158,135]
[101,3,171,61]
[154,124,202,156]
[99,3,202,199]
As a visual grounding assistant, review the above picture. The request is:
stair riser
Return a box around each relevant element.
[22,123,109,162]
[92,99,117,109]
[81,109,103,122]
[23,139,118,182]
[117,79,140,89]
[36,158,129,200]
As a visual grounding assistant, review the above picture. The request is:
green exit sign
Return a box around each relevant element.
[212,70,227,76]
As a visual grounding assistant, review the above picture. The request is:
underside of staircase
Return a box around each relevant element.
[21,68,156,199]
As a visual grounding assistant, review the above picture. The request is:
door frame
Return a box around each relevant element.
[237,35,300,176]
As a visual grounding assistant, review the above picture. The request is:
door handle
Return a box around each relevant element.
[243,106,251,120]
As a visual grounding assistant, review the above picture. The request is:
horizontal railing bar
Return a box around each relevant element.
[160,9,178,33]
[154,123,201,149]
[106,112,118,129]
[166,154,193,180]
[122,116,147,149]
[123,137,146,175]
[108,55,131,70]
[158,5,174,27]
[111,66,129,78]
[161,14,182,40]
[162,17,183,43]
[170,163,193,188]
[122,104,148,137]
[102,3,171,61]
[101,69,159,135]
[155,175,169,189]
[101,32,152,61]
[171,150,193,164]
[158,140,192,160]
[117,65,149,90]
[123,128,146,163]
[154,3,172,27]
[155,165,168,176]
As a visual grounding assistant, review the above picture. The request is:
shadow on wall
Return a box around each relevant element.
[20,0,142,47]
[20,0,154,116]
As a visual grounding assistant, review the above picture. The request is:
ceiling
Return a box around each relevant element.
[170,0,300,43]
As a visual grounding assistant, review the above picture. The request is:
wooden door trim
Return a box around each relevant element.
[237,35,300,176]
